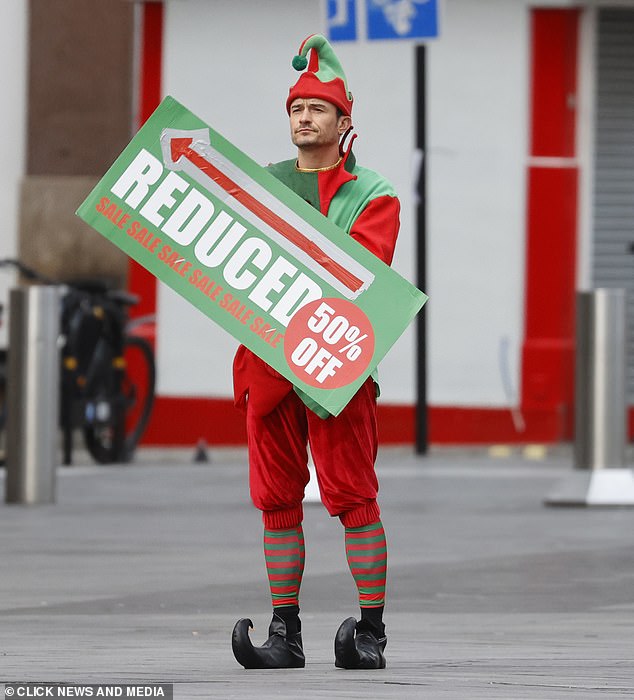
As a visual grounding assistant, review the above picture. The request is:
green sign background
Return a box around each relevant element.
[77,96,427,416]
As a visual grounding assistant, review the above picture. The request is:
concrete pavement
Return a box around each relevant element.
[1,446,633,699]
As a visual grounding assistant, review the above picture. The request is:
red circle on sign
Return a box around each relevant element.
[284,298,375,390]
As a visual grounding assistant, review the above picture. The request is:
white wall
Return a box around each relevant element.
[159,0,536,409]
[160,0,417,401]
[0,1,27,346]
[426,0,529,406]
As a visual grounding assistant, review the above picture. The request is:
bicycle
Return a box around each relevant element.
[0,259,156,465]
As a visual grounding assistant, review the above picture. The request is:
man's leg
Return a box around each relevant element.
[232,391,309,669]
[344,520,387,632]
[307,378,388,669]
[338,520,388,668]
[263,524,305,633]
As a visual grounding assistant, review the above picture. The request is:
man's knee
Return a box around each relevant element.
[339,500,381,529]
[261,504,304,530]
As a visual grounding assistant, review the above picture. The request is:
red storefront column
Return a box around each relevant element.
[128,1,163,323]
[520,8,580,440]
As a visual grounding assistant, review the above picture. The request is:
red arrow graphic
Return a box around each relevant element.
[170,137,364,294]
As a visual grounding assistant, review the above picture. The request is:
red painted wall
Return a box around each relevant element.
[129,1,162,323]
[520,8,580,442]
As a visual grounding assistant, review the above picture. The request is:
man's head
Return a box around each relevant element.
[289,97,351,153]
[286,34,353,117]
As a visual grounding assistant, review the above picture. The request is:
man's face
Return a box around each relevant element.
[289,98,349,151]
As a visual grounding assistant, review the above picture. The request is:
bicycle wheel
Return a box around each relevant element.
[82,384,127,465]
[121,335,156,455]
[82,335,155,464]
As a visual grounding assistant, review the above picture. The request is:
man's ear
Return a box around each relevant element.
[338,115,352,134]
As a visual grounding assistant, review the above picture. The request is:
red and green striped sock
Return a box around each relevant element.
[297,524,305,583]
[345,520,387,610]
[264,525,305,609]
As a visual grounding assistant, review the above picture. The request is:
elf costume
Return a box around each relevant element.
[231,34,400,671]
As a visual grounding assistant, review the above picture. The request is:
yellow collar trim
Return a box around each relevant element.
[295,156,343,173]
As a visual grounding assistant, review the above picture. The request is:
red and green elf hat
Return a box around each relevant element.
[286,34,354,116]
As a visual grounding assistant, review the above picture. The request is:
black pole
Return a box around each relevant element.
[415,44,428,455]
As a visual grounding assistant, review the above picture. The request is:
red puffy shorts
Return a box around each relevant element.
[246,377,381,530]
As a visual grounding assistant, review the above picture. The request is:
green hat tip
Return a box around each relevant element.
[292,54,308,71]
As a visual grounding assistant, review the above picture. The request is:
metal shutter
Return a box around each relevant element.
[593,8,634,403]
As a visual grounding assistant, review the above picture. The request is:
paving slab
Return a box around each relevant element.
[1,447,633,699]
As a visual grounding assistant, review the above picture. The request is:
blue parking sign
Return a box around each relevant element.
[327,0,357,42]
[367,0,438,40]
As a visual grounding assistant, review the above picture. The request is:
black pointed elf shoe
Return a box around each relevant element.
[334,617,387,669]
[232,613,305,669]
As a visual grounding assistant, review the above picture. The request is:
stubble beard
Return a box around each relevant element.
[292,130,320,149]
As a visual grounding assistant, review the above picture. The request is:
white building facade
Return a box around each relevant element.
[3,0,634,446]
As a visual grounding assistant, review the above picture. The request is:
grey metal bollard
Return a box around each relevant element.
[545,288,634,505]
[5,286,60,504]
[574,288,626,470]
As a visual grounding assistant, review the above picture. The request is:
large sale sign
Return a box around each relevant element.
[77,97,427,416]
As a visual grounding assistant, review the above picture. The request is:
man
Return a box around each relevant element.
[231,34,400,670]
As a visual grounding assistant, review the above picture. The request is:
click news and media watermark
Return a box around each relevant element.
[4,685,173,699]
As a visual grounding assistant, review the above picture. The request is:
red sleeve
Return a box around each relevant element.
[349,195,401,266]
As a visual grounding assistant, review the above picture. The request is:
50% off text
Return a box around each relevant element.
[284,299,375,390]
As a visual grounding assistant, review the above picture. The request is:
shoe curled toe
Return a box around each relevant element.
[334,617,387,669]
[232,613,305,669]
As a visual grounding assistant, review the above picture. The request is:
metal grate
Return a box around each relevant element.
[593,9,634,404]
